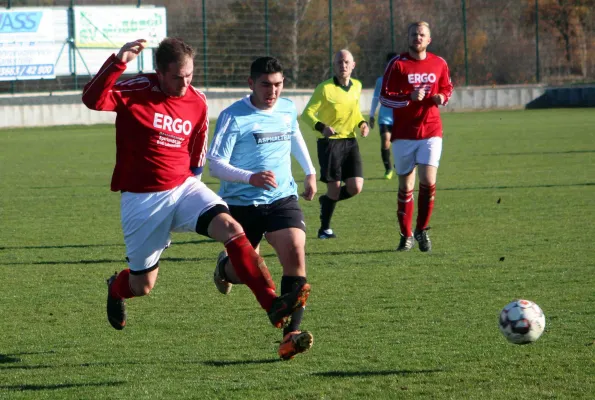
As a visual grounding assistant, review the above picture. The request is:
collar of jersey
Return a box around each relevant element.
[333,76,353,92]
[243,95,276,113]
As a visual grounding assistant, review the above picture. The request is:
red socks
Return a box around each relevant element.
[109,269,135,300]
[225,233,276,311]
[397,189,414,237]
[416,183,436,232]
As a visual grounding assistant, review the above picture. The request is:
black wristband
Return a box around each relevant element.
[315,122,326,133]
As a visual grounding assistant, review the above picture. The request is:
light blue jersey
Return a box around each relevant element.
[208,96,299,206]
[370,76,394,126]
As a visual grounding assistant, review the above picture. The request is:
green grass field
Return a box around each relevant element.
[0,109,594,399]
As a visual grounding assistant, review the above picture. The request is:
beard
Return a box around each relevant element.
[409,44,427,54]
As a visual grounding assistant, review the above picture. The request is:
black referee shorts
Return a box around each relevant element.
[228,195,306,248]
[317,138,363,183]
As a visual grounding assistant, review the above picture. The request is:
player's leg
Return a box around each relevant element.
[342,138,364,199]
[107,189,178,330]
[414,137,442,252]
[207,213,310,328]
[318,180,340,238]
[379,124,393,179]
[177,178,308,328]
[393,140,418,251]
[317,138,343,239]
[263,197,312,359]
[213,204,267,295]
[267,228,313,360]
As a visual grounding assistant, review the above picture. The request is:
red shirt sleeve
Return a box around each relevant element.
[82,54,127,111]
[189,94,209,169]
[379,56,411,109]
[438,60,454,105]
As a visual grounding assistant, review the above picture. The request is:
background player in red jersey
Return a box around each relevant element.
[379,21,453,252]
[82,38,310,332]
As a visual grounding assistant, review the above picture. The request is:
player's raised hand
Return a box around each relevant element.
[301,174,317,201]
[411,87,426,101]
[249,170,278,190]
[360,122,369,138]
[116,39,147,64]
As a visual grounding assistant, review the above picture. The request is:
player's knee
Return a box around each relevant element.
[348,182,363,196]
[203,209,245,242]
[196,204,232,237]
[219,216,244,237]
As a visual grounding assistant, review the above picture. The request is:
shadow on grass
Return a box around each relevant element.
[440,182,595,191]
[203,359,281,367]
[365,177,394,181]
[0,354,21,364]
[0,351,58,364]
[0,248,394,266]
[364,181,594,193]
[306,249,395,257]
[312,368,443,378]
[0,381,126,392]
[0,255,214,266]
[0,364,53,370]
[0,238,214,251]
[482,149,595,156]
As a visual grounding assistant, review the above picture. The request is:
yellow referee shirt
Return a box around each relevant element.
[301,77,366,140]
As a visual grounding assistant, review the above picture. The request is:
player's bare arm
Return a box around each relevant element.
[301,174,317,201]
[116,39,147,63]
[249,170,278,190]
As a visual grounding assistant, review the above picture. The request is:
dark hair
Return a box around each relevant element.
[386,52,397,64]
[155,37,195,72]
[250,57,283,79]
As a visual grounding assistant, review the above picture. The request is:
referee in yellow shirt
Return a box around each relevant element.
[302,49,369,239]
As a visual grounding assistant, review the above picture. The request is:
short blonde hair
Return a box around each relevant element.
[407,21,431,37]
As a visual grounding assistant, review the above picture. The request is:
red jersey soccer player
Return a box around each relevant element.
[82,38,309,331]
[380,21,453,252]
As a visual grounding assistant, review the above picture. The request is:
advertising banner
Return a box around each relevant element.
[74,6,166,49]
[0,8,56,80]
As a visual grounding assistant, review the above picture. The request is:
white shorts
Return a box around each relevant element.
[120,176,226,272]
[392,137,443,175]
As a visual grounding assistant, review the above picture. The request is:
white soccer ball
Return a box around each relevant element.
[499,299,546,344]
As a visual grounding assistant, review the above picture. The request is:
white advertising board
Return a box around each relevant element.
[74,6,166,49]
[0,8,57,80]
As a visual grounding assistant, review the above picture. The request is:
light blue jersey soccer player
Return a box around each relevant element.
[370,52,397,180]
[208,96,307,206]
[207,56,316,361]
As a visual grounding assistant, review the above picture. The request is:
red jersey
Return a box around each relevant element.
[379,52,453,141]
[82,54,209,193]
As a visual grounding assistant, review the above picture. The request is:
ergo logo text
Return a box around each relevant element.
[407,73,437,84]
[153,113,192,135]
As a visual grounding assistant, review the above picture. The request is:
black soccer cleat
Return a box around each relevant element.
[414,228,432,252]
[317,228,337,239]
[268,283,311,329]
[106,272,127,330]
[396,234,415,252]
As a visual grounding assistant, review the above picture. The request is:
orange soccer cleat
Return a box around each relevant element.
[278,331,314,360]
